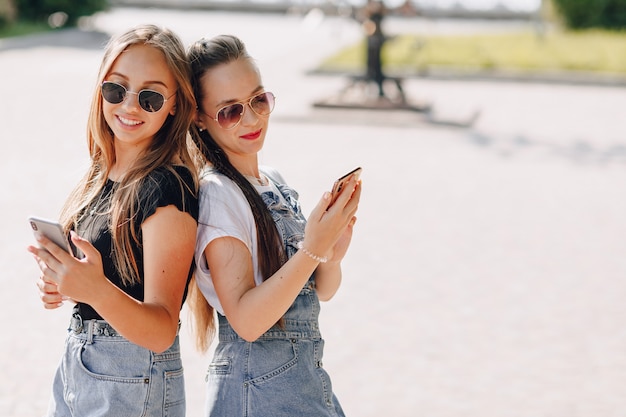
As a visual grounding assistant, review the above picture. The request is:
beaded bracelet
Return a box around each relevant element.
[296,241,328,263]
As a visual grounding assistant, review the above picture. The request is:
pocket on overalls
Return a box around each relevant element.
[74,338,150,416]
[164,368,185,417]
[246,338,299,386]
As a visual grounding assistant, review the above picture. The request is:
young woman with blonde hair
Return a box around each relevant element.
[27,24,199,417]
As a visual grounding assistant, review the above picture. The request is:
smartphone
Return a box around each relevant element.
[330,166,362,206]
[28,216,71,253]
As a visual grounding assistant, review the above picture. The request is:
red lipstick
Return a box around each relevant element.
[241,129,261,140]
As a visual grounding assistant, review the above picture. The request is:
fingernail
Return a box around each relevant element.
[323,191,331,200]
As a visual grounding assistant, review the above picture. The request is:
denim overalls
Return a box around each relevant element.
[204,177,345,417]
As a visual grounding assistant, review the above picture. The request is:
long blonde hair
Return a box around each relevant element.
[60,24,199,286]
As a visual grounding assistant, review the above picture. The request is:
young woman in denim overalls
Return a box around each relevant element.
[186,35,362,416]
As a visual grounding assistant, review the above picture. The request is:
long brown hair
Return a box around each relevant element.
[186,34,286,351]
[60,24,199,286]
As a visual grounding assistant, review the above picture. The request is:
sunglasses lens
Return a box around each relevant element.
[138,90,165,113]
[214,92,275,129]
[101,82,166,112]
[101,82,126,104]
[250,92,275,116]
[217,104,244,129]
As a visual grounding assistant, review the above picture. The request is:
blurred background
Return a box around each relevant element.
[2,1,626,417]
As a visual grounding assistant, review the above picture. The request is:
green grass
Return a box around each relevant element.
[319,29,626,77]
[0,20,52,39]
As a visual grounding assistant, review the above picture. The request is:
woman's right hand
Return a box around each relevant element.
[303,175,362,259]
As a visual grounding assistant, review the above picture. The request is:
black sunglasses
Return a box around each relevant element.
[101,81,175,113]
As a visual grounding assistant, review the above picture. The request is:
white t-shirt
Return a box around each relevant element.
[194,167,285,315]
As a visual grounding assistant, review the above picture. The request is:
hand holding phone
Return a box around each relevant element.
[330,166,362,206]
[28,216,71,253]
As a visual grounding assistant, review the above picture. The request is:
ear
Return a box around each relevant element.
[194,111,206,131]
[169,103,177,117]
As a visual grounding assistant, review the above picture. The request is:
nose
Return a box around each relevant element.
[120,91,141,112]
[240,102,259,127]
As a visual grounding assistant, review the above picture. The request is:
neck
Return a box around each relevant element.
[112,138,151,180]
[244,174,268,186]
[228,153,260,180]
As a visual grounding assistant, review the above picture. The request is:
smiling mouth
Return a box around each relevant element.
[241,129,261,139]
[117,115,143,127]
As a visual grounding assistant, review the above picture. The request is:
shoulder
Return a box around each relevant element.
[199,168,242,198]
[198,168,250,215]
[146,165,195,190]
[139,165,199,221]
[197,169,255,235]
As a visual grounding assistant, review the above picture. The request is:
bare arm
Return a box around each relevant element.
[313,262,342,302]
[28,205,197,353]
[207,177,361,342]
[207,237,320,342]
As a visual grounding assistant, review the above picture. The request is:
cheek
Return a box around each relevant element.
[102,103,115,125]
[260,116,270,131]
[206,126,232,149]
[152,113,172,133]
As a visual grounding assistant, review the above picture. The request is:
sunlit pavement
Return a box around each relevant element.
[2,7,626,417]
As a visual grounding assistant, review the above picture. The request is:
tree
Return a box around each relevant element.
[552,0,626,29]
[15,0,108,27]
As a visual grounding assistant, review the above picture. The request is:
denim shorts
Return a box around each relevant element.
[46,315,185,417]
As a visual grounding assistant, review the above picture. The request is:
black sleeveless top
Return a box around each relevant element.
[73,166,198,320]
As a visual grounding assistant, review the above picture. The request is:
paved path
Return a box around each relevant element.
[2,7,626,417]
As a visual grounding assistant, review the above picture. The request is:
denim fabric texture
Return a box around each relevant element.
[204,178,345,417]
[46,318,185,417]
